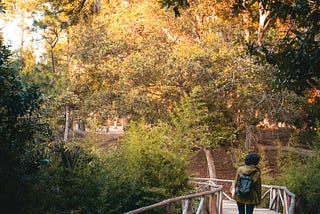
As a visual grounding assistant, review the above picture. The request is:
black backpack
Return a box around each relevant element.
[236,169,258,198]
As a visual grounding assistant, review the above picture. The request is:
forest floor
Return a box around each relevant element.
[76,126,312,181]
[187,127,313,180]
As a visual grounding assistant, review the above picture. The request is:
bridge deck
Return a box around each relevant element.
[223,200,280,214]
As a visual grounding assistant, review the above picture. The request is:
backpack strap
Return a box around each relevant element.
[255,166,261,172]
[249,169,257,176]
[245,168,258,177]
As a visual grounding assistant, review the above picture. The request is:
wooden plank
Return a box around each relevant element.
[223,200,281,214]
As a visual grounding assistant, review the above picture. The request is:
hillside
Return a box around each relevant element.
[77,126,312,181]
[187,127,313,180]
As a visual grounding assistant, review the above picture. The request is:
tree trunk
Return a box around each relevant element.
[257,3,270,46]
[19,0,25,55]
[63,105,70,142]
[51,47,55,73]
[242,9,250,43]
[245,125,258,148]
[203,147,217,179]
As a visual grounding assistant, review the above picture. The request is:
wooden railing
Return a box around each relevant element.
[192,178,297,214]
[125,184,224,214]
[125,177,297,214]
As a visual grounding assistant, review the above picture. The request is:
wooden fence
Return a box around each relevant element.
[125,177,297,214]
[192,178,297,214]
[125,185,224,214]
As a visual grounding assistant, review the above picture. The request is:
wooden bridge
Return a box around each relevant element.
[126,178,296,214]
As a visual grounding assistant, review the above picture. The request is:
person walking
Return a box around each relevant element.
[233,152,261,214]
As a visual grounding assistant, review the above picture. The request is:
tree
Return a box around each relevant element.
[65,0,306,138]
[32,2,83,141]
[233,0,320,94]
[233,0,320,129]
[170,87,235,178]
[264,0,319,94]
[67,1,182,123]
[162,0,319,94]
[45,0,101,25]
[0,36,49,213]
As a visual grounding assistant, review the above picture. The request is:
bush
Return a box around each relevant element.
[281,147,320,214]
[29,140,108,213]
[103,121,191,213]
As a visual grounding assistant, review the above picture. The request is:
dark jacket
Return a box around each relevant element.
[233,165,261,205]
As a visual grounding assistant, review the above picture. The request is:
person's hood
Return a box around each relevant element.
[239,165,258,174]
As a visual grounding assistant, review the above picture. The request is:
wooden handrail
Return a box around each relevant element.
[125,186,224,214]
[125,178,297,214]
[190,178,297,214]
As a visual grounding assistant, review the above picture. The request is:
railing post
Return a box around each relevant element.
[196,197,206,214]
[167,203,174,214]
[203,196,209,214]
[217,191,223,214]
[276,189,280,213]
[269,188,277,211]
[209,193,217,214]
[288,196,295,214]
[269,187,273,210]
[182,199,193,214]
[283,191,288,214]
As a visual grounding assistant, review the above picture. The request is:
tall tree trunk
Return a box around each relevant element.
[46,29,59,75]
[243,9,250,43]
[63,105,70,142]
[51,47,55,73]
[245,125,258,148]
[257,3,270,46]
[203,147,217,179]
[19,0,25,55]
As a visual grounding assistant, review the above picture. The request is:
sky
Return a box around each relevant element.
[1,19,21,50]
[1,15,44,58]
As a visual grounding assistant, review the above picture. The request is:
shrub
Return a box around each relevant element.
[104,121,191,213]
[30,140,108,213]
[280,127,320,214]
